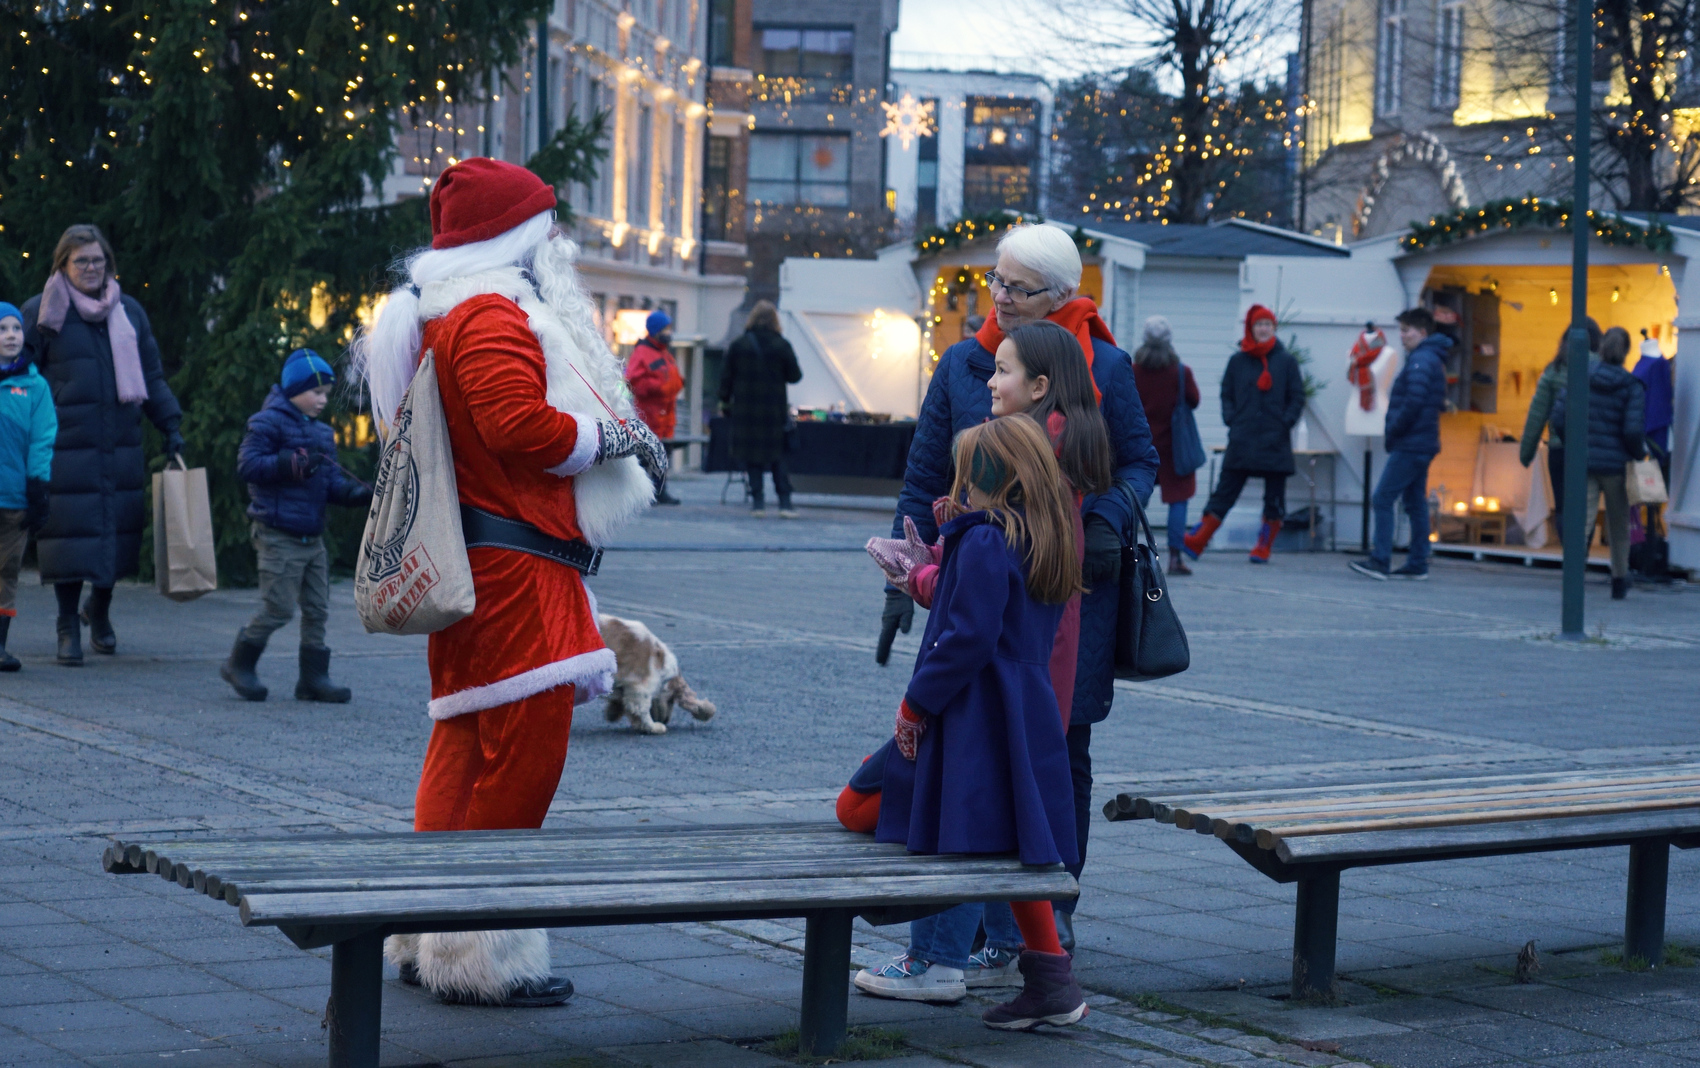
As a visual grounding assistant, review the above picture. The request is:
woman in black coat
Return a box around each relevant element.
[21,225,183,664]
[719,300,802,517]
[1181,304,1304,563]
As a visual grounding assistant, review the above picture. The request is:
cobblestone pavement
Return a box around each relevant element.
[0,471,1697,1066]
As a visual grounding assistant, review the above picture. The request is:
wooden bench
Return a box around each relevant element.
[1104,765,1700,999]
[102,821,1075,1067]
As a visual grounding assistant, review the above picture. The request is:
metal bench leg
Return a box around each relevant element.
[800,908,853,1058]
[326,930,383,1068]
[1626,837,1670,967]
[1292,869,1340,1000]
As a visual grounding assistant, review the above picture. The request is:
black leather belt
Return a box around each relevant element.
[460,505,602,576]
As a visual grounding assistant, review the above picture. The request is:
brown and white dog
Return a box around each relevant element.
[595,614,716,734]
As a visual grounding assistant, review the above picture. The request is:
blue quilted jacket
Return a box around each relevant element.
[1385,333,1451,457]
[891,335,1159,724]
[238,387,369,537]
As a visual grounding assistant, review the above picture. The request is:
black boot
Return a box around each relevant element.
[1054,908,1076,953]
[1612,577,1630,600]
[220,634,268,701]
[0,617,19,672]
[296,645,351,703]
[80,589,116,654]
[56,615,82,666]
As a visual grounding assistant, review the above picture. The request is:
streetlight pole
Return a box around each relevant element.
[1560,0,1593,636]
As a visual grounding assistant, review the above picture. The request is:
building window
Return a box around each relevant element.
[708,0,734,66]
[963,97,1039,213]
[703,135,733,241]
[1376,0,1404,117]
[917,96,939,229]
[757,27,855,84]
[1433,0,1463,108]
[748,132,850,206]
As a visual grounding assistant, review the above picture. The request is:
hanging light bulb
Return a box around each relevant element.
[1549,288,1559,305]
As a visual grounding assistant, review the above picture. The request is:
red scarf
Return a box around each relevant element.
[1240,304,1277,390]
[977,297,1112,406]
[1347,328,1385,411]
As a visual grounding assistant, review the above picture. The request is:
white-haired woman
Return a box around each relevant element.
[866,224,1158,1000]
[352,158,664,1011]
[1131,316,1201,575]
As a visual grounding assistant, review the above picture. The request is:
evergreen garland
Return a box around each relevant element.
[1400,197,1675,253]
[914,211,1099,256]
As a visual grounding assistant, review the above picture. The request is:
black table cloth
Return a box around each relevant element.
[706,417,917,479]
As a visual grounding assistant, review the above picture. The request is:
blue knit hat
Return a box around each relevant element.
[0,303,21,327]
[281,348,335,398]
[646,309,672,337]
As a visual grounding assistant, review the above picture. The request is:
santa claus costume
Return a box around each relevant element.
[355,159,665,1007]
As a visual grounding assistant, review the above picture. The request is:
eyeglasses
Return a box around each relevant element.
[985,270,1049,301]
[71,256,106,270]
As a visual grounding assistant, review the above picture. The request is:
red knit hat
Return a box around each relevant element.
[429,158,557,250]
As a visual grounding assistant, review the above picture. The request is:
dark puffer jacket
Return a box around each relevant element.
[20,293,181,587]
[719,327,802,465]
[893,334,1159,725]
[1384,332,1451,456]
[1219,341,1305,474]
[238,387,370,536]
[1553,359,1646,474]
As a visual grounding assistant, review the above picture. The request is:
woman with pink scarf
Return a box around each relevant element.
[21,225,183,664]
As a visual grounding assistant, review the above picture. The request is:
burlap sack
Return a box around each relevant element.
[354,349,476,634]
[153,458,218,601]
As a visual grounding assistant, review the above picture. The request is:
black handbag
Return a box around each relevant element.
[1113,496,1190,681]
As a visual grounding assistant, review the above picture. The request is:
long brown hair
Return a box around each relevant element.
[745,299,780,332]
[949,415,1082,605]
[1007,321,1113,495]
[51,224,116,282]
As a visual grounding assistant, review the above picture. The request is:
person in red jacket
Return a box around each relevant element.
[625,309,684,504]
[353,158,665,1010]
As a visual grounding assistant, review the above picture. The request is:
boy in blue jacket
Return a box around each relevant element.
[1351,308,1450,580]
[0,303,56,670]
[221,349,371,702]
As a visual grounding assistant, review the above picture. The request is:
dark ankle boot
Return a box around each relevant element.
[56,615,83,665]
[1168,547,1192,575]
[220,633,267,700]
[80,591,116,654]
[296,646,351,703]
[1612,577,1629,600]
[0,617,19,672]
[981,950,1087,1031]
[1054,908,1076,952]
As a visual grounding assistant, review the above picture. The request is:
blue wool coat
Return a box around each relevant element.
[0,363,57,510]
[1384,333,1450,457]
[875,512,1078,868]
[892,335,1159,725]
[238,387,368,537]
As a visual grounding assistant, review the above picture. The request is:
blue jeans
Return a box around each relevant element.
[907,902,1023,968]
[1166,500,1189,550]
[1371,451,1432,569]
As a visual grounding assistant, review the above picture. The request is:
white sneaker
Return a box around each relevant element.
[964,945,1024,988]
[853,954,967,1002]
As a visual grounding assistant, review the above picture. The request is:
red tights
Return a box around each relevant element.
[1009,899,1063,955]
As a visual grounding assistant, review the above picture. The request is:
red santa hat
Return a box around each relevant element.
[429,158,558,250]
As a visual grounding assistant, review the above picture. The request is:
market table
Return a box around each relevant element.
[705,416,916,479]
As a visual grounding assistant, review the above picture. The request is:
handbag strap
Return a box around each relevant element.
[1115,479,1160,554]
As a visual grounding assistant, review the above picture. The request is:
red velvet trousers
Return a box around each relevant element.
[414,688,575,832]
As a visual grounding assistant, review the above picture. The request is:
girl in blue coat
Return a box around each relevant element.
[0,303,56,671]
[875,413,1089,1031]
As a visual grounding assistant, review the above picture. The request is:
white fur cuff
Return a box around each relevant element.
[428,647,616,720]
[414,929,551,1004]
[546,413,600,477]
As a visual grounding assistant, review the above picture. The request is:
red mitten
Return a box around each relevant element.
[894,700,926,760]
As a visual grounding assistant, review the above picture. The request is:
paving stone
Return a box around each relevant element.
[601,1039,789,1067]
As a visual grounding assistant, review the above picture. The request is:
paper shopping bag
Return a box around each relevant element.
[153,459,218,601]
[1627,457,1668,506]
[353,348,476,635]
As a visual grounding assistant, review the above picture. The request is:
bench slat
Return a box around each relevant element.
[1255,795,1700,850]
[1273,809,1700,864]
[237,871,1079,929]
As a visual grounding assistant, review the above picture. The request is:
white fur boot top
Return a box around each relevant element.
[388,929,553,1005]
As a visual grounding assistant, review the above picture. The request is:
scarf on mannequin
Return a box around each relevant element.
[39,273,149,404]
[1240,304,1278,391]
[976,296,1112,405]
[1347,326,1385,411]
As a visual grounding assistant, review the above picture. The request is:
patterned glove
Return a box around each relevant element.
[932,495,965,528]
[595,417,669,490]
[894,700,926,761]
[866,516,933,593]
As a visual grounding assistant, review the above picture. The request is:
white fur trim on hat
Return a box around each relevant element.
[413,929,552,1004]
[546,413,600,477]
[427,647,616,720]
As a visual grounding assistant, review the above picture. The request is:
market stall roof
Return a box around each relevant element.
[1083,218,1349,259]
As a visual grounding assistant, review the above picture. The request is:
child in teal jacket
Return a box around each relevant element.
[0,302,57,670]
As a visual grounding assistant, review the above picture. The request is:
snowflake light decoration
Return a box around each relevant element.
[880,93,937,150]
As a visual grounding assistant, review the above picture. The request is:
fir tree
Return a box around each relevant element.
[0,0,551,582]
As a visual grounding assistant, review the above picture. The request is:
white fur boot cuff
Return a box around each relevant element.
[415,929,552,1004]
